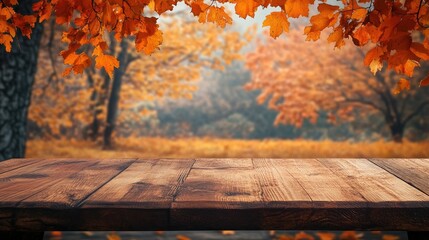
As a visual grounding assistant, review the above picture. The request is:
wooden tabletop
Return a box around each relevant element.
[0,158,428,231]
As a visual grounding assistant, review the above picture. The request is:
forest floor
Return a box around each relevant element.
[27,137,429,158]
[26,137,425,240]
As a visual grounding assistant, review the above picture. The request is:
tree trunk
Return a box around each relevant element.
[87,70,110,141]
[103,40,129,149]
[390,122,405,143]
[0,1,43,161]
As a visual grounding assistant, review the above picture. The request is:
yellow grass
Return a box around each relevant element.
[26,137,429,158]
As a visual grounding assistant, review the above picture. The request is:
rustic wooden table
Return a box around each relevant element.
[0,158,428,240]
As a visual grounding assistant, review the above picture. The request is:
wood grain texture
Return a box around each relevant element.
[193,158,253,169]
[75,159,195,230]
[319,158,429,203]
[0,159,96,207]
[19,158,136,207]
[369,158,429,195]
[0,158,44,174]
[273,158,366,205]
[0,158,428,231]
[84,158,194,208]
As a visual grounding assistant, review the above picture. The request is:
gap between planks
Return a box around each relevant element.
[75,159,139,207]
[367,158,429,198]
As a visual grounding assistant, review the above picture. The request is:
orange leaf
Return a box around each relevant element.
[353,26,370,45]
[263,11,289,38]
[176,234,191,240]
[411,42,429,60]
[0,34,13,52]
[284,0,314,18]
[364,46,385,74]
[420,75,429,87]
[135,20,163,55]
[382,235,400,240]
[199,6,232,28]
[316,232,335,240]
[107,232,122,240]
[327,27,344,48]
[235,0,258,19]
[95,54,119,78]
[55,0,74,24]
[393,78,410,95]
[154,0,177,14]
[351,8,367,21]
[63,52,91,76]
[221,230,235,235]
[295,231,314,240]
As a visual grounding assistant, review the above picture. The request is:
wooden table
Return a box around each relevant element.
[0,158,428,240]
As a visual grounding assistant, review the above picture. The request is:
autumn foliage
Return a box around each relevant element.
[246,29,429,142]
[1,0,429,89]
[30,15,246,140]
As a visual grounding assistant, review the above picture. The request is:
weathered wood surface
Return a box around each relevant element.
[0,158,428,231]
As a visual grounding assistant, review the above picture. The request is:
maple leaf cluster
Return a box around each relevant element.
[2,0,429,87]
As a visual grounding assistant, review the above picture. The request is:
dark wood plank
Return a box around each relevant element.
[78,159,195,230]
[171,158,263,229]
[19,158,136,208]
[0,159,97,207]
[0,158,45,174]
[369,158,429,195]
[174,158,260,207]
[0,231,44,240]
[4,159,137,231]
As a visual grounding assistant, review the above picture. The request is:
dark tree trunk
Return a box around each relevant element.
[390,122,405,143]
[103,40,129,149]
[0,1,43,161]
[84,33,118,142]
[87,70,110,141]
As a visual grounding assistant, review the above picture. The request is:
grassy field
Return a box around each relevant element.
[27,137,429,158]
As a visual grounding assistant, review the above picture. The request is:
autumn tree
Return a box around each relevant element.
[29,15,246,148]
[246,29,429,142]
[0,0,43,160]
[2,0,429,159]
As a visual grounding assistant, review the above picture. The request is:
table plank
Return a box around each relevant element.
[252,158,311,203]
[74,159,194,230]
[0,159,96,206]
[318,158,429,231]
[193,158,253,169]
[4,159,136,231]
[0,158,45,174]
[172,158,262,229]
[369,158,429,195]
[83,158,194,207]
[174,158,260,207]
[275,159,366,205]
[19,159,136,208]
[319,158,429,203]
[253,159,381,230]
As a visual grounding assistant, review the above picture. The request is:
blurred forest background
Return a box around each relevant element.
[26,13,429,161]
